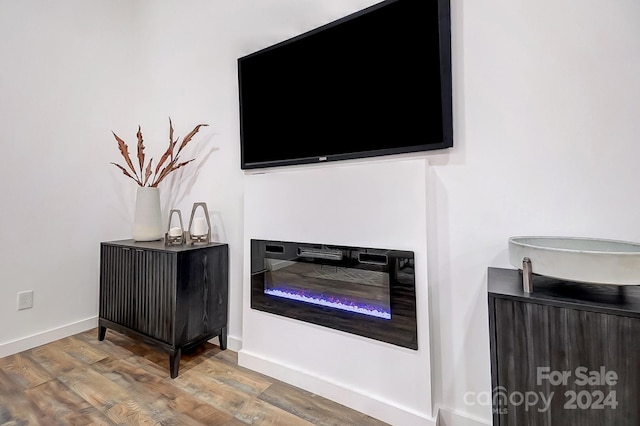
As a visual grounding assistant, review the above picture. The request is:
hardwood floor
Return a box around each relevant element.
[0,329,389,425]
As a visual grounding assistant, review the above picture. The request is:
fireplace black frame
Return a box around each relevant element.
[251,239,418,350]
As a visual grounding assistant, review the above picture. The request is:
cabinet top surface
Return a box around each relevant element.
[488,267,640,316]
[101,239,227,253]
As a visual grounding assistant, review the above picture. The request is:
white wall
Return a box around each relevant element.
[0,0,142,353]
[429,0,640,422]
[1,0,639,425]
[241,159,433,425]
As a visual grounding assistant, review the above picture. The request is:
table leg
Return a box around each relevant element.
[219,327,227,350]
[170,348,182,379]
[98,325,107,341]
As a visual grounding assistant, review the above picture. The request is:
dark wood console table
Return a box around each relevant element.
[488,267,640,425]
[99,239,228,378]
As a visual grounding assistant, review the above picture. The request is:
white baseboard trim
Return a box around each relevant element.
[238,348,437,426]
[0,316,98,358]
[436,408,491,426]
[208,334,242,352]
[225,334,242,352]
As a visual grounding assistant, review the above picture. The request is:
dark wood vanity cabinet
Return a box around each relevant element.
[99,239,229,378]
[488,267,640,425]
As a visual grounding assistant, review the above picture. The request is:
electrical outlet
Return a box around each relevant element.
[17,290,33,310]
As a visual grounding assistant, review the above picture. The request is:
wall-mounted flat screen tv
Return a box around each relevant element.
[238,0,452,170]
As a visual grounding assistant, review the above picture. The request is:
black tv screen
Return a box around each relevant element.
[238,0,452,170]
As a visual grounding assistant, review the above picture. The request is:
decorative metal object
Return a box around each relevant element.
[522,257,533,293]
[165,209,186,245]
[187,202,211,245]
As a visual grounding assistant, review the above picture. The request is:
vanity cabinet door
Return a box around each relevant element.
[490,298,640,426]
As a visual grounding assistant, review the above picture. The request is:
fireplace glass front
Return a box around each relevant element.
[251,239,418,349]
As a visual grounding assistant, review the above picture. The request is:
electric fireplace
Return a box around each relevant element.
[251,239,418,349]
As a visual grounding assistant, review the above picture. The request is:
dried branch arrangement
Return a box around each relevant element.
[111,118,208,187]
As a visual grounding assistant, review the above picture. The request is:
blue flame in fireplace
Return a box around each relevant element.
[264,286,391,320]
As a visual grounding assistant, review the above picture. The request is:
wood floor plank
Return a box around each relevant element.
[0,351,53,390]
[215,347,239,365]
[234,396,315,426]
[172,367,256,417]
[102,398,162,425]
[172,340,224,376]
[222,417,254,426]
[50,335,111,365]
[90,355,233,425]
[57,366,161,424]
[23,378,112,425]
[74,329,137,359]
[259,381,388,426]
[187,356,273,397]
[92,353,168,382]
[0,328,391,426]
[0,367,20,394]
[0,388,48,425]
[57,366,131,407]
[73,329,138,358]
[27,339,88,376]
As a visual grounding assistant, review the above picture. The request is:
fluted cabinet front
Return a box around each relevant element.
[100,245,175,344]
[98,240,228,378]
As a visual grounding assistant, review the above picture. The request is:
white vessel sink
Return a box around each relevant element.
[508,236,640,285]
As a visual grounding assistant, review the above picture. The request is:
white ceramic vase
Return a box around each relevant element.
[132,186,163,241]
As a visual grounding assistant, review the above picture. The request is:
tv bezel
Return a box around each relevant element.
[238,0,453,170]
